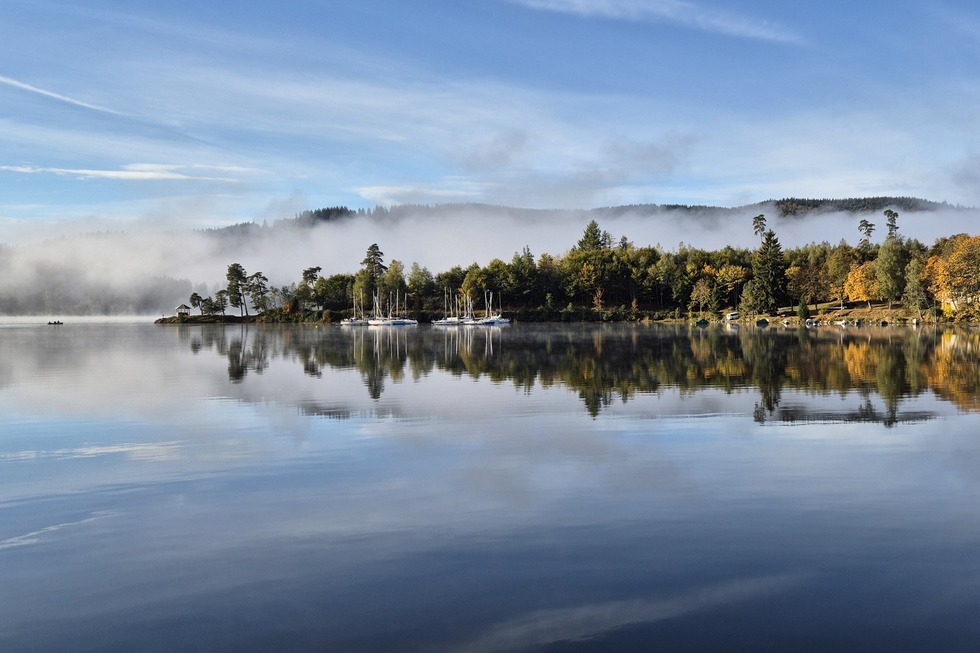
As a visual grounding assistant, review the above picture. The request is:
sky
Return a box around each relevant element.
[3,0,980,247]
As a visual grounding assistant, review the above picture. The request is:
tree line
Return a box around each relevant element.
[188,209,980,322]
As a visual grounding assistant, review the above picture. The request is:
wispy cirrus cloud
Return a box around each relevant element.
[0,163,248,182]
[505,0,804,44]
[0,74,123,115]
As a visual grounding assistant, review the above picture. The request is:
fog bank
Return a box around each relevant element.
[1,203,976,315]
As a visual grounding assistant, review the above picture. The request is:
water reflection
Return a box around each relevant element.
[177,322,980,425]
[5,321,980,652]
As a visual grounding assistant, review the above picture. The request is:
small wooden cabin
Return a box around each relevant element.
[176,304,191,317]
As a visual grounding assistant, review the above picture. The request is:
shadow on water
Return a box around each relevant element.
[177,322,980,425]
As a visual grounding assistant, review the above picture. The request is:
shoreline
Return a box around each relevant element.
[153,305,942,326]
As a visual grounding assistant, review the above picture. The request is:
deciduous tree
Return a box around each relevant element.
[845,261,879,308]
[715,264,750,309]
[903,257,926,320]
[688,278,712,316]
[826,242,857,309]
[875,236,909,308]
[942,235,980,316]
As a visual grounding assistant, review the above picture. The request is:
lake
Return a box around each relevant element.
[2,320,980,652]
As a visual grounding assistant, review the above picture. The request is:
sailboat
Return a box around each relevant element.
[390,289,417,325]
[340,291,368,326]
[478,291,510,325]
[432,288,463,326]
[368,290,418,326]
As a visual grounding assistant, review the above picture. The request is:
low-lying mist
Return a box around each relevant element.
[1,202,976,315]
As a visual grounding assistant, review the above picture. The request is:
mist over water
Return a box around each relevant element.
[1,202,977,314]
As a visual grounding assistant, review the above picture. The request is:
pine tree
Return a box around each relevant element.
[225,263,249,316]
[751,230,787,315]
[576,220,605,251]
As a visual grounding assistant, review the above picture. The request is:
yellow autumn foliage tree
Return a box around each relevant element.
[844,261,879,308]
[942,235,980,317]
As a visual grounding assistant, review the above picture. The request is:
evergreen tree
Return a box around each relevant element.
[738,279,759,315]
[796,300,810,320]
[508,247,539,306]
[858,219,876,254]
[751,230,787,315]
[360,244,388,313]
[576,220,606,251]
[295,267,320,310]
[361,244,387,279]
[884,209,899,238]
[247,272,269,312]
[301,266,321,289]
[225,263,249,316]
[214,289,229,316]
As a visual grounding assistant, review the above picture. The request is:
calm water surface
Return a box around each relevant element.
[2,320,980,652]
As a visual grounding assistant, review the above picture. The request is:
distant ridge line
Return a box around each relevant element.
[191,196,967,236]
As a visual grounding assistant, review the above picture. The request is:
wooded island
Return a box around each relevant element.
[160,202,980,325]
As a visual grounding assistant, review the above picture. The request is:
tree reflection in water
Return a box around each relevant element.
[178,323,980,425]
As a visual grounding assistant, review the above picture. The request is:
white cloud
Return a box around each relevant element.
[505,0,804,43]
[357,179,496,206]
[0,164,243,182]
[0,74,123,115]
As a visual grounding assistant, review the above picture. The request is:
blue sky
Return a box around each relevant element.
[3,0,980,242]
